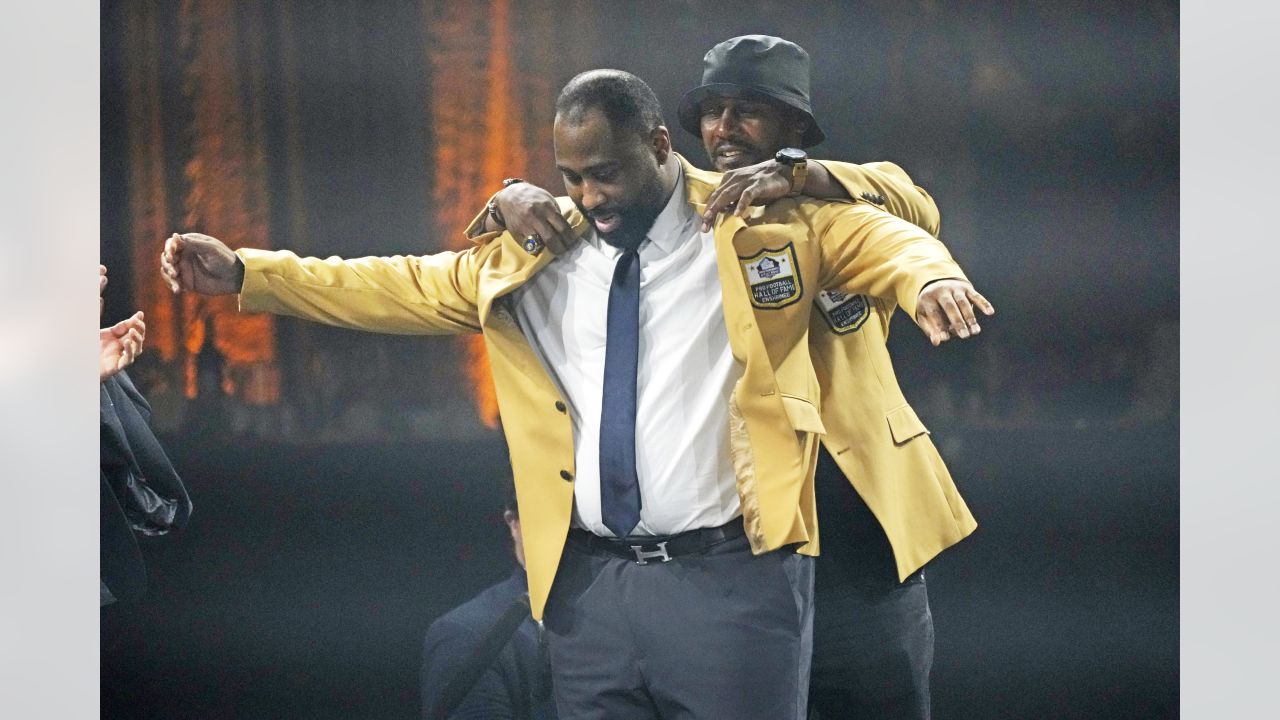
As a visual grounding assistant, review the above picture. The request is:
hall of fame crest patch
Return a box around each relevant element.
[739,243,803,309]
[816,289,870,333]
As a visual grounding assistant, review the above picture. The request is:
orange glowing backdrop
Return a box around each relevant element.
[125,0,279,405]
[425,0,575,427]
[118,0,583,428]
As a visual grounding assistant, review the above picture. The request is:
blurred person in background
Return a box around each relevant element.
[100,264,192,606]
[420,492,556,720]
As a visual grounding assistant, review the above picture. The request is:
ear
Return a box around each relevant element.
[651,125,672,165]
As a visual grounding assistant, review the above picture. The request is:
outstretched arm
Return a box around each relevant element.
[161,232,487,336]
[815,203,993,346]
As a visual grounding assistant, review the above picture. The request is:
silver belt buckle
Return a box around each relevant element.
[630,541,671,565]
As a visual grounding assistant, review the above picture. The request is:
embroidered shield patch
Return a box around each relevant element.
[739,244,803,309]
[816,289,870,333]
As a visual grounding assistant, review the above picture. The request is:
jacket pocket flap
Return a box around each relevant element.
[886,404,929,444]
[781,395,826,434]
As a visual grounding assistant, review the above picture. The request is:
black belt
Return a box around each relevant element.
[567,516,745,565]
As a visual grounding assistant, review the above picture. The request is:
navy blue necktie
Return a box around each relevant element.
[599,245,642,538]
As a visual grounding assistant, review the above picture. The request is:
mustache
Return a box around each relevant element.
[714,138,758,155]
[586,206,628,221]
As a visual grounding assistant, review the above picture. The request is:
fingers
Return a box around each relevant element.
[955,292,979,333]
[543,212,578,256]
[940,285,994,339]
[734,183,763,218]
[110,311,145,337]
[115,325,145,370]
[132,318,146,356]
[969,288,996,316]
[513,199,581,256]
[701,166,791,230]
[125,327,143,351]
[702,176,747,231]
[528,216,563,254]
[916,310,949,347]
[160,233,182,293]
[545,210,574,240]
[512,202,575,256]
[936,292,970,339]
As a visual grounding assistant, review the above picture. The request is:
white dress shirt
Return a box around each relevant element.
[512,168,742,537]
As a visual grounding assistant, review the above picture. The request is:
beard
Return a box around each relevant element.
[577,173,667,251]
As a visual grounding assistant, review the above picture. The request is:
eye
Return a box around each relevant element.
[561,170,582,185]
[593,167,619,183]
[700,104,724,119]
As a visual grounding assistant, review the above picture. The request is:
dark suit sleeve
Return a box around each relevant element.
[101,371,192,535]
[448,662,521,720]
[421,618,518,720]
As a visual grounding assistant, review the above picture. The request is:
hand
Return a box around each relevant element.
[915,279,995,346]
[160,232,244,295]
[493,183,578,256]
[701,160,792,232]
[100,311,145,381]
[100,264,108,317]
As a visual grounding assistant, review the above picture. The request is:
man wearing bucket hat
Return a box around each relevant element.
[678,35,973,720]
[681,35,941,238]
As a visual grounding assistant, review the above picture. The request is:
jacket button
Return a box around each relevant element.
[554,401,567,413]
[559,469,573,481]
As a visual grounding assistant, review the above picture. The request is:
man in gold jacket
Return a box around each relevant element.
[161,69,990,720]
[481,36,983,719]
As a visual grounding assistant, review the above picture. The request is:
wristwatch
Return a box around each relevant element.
[774,148,808,197]
[486,177,526,228]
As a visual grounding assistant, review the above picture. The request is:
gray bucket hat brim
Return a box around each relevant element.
[677,84,826,148]
[676,35,826,148]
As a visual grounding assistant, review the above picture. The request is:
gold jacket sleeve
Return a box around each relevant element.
[236,247,486,335]
[815,160,941,237]
[811,202,966,321]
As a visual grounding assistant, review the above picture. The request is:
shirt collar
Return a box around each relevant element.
[644,164,697,254]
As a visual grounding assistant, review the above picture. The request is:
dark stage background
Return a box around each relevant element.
[100,1,1178,718]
